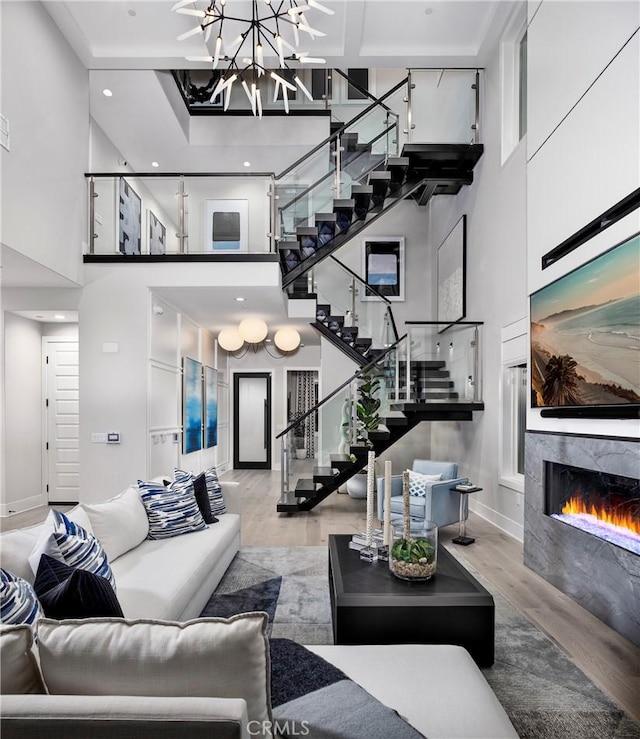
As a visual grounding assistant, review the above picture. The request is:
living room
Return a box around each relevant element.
[1,1,639,737]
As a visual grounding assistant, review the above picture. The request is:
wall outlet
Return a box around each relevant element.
[107,432,121,444]
[91,433,108,443]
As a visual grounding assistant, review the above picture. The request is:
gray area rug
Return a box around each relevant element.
[203,546,640,739]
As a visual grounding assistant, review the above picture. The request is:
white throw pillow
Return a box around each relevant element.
[82,487,149,562]
[0,625,46,694]
[37,614,272,727]
[408,470,443,498]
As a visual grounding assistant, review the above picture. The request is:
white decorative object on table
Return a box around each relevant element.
[360,451,378,562]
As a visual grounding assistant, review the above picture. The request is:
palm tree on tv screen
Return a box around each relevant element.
[542,354,581,406]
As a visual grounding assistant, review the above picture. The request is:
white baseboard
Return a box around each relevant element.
[469,499,524,542]
[0,493,47,518]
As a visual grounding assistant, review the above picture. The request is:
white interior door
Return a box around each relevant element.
[234,373,271,469]
[45,340,79,503]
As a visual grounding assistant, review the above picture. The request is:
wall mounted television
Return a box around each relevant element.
[530,232,640,418]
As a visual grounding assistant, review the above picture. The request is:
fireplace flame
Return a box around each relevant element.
[561,496,640,537]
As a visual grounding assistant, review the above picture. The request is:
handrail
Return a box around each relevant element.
[328,255,391,305]
[84,171,275,178]
[387,307,399,343]
[276,333,407,439]
[333,69,394,115]
[405,321,485,326]
[275,76,409,180]
[277,121,396,217]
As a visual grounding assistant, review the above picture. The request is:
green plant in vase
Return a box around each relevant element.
[355,369,382,439]
[391,536,435,565]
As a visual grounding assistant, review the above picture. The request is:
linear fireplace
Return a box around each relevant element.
[525,432,640,647]
[545,462,640,555]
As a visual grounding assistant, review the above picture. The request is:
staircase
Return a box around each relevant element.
[275,75,485,514]
[278,142,483,289]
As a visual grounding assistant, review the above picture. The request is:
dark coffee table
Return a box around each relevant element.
[328,534,495,666]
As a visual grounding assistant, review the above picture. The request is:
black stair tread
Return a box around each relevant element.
[382,411,408,426]
[296,226,318,236]
[350,445,370,457]
[277,501,301,512]
[315,212,337,221]
[330,454,353,469]
[351,185,374,194]
[421,391,460,400]
[288,292,316,301]
[327,315,345,324]
[333,199,355,208]
[295,479,319,497]
[369,171,392,181]
[422,380,455,388]
[367,425,390,440]
[387,156,410,167]
[313,466,339,482]
[278,240,301,251]
[316,303,331,313]
[353,336,372,347]
[400,360,446,369]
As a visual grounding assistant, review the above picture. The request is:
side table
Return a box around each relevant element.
[451,485,482,545]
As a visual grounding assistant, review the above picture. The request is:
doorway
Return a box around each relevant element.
[233,372,272,469]
[44,338,80,503]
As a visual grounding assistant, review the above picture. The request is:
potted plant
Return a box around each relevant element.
[355,369,382,440]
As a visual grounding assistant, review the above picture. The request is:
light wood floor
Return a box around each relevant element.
[3,468,639,724]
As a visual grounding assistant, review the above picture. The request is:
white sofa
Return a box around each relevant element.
[0,480,518,739]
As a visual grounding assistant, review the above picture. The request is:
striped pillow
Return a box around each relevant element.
[0,569,42,627]
[28,511,116,593]
[204,466,227,516]
[138,478,206,539]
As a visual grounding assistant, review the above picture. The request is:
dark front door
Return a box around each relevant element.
[233,372,271,469]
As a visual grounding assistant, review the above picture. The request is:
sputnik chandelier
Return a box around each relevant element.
[172,0,333,116]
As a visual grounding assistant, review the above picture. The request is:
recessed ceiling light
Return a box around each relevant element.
[243,161,251,168]
[54,314,66,320]
[128,9,136,17]
[151,161,159,168]
[424,7,433,15]
[103,88,113,97]
[235,297,246,302]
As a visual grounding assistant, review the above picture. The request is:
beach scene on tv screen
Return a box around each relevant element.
[531,234,640,407]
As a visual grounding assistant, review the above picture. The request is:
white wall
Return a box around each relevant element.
[3,314,44,513]
[0,1,88,284]
[427,27,529,540]
[526,1,640,438]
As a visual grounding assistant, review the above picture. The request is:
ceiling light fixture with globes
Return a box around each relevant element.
[218,317,301,358]
[172,0,333,117]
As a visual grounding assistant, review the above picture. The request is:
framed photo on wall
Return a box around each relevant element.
[182,357,203,454]
[147,209,166,255]
[118,178,141,255]
[361,236,405,301]
[203,199,248,252]
[437,215,466,326]
[204,366,218,448]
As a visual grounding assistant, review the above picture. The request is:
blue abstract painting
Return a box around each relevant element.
[183,357,203,454]
[204,366,218,448]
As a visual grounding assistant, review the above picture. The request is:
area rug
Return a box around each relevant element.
[200,546,640,739]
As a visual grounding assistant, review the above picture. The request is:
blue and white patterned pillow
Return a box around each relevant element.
[138,478,207,540]
[407,470,443,498]
[1,569,42,626]
[204,466,226,516]
[28,511,116,593]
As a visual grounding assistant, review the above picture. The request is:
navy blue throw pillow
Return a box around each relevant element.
[193,472,218,525]
[34,555,123,620]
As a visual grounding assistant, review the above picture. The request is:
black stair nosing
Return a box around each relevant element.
[387,156,410,167]
[313,466,339,483]
[330,454,353,469]
[421,391,460,400]
[278,240,301,251]
[296,226,318,236]
[333,199,355,209]
[277,503,301,512]
[349,445,370,457]
[382,411,408,426]
[400,360,446,369]
[369,170,392,180]
[315,212,337,222]
[327,315,345,325]
[422,380,455,388]
[295,479,319,497]
[351,184,374,194]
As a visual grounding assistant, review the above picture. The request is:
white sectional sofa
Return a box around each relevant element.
[0,479,518,739]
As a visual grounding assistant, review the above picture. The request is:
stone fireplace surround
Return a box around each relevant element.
[524,431,640,647]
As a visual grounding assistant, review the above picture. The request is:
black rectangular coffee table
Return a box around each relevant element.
[328,534,495,666]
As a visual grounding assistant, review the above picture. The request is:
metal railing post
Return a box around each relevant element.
[404,70,415,144]
[88,176,97,255]
[472,69,480,144]
[472,324,480,401]
[406,324,412,401]
[334,133,342,198]
[177,176,187,254]
[269,175,277,252]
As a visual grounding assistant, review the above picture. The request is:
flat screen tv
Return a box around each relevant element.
[530,232,640,416]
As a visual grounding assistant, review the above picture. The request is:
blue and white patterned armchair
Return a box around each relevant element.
[376,460,469,528]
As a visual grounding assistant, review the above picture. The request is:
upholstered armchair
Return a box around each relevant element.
[376,460,469,528]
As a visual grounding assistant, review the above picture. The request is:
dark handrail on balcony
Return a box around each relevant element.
[275,76,409,181]
[405,321,485,326]
[276,333,407,439]
[333,69,395,115]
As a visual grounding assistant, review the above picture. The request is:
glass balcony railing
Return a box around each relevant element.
[397,322,484,404]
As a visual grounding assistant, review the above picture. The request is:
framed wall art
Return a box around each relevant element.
[437,215,466,325]
[118,177,142,255]
[204,366,218,448]
[203,199,248,252]
[182,357,203,454]
[361,236,405,301]
[147,209,166,255]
